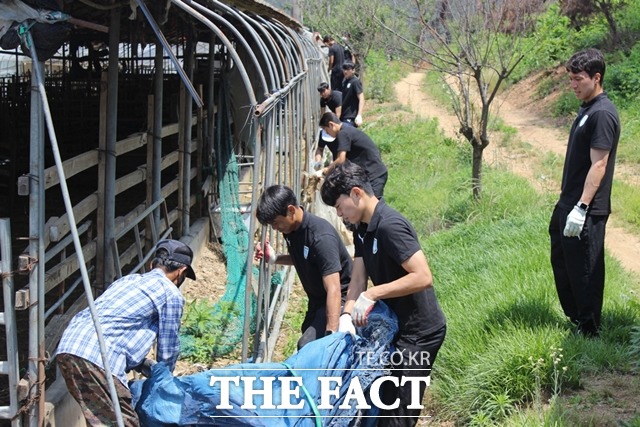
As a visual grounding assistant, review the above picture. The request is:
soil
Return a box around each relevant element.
[394,71,640,424]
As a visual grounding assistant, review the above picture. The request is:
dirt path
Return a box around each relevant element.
[395,72,640,277]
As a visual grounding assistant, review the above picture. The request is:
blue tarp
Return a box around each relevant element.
[131,303,399,426]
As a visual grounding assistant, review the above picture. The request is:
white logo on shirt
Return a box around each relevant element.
[347,83,351,89]
[579,114,589,127]
[303,245,309,259]
[357,233,365,244]
[373,238,378,254]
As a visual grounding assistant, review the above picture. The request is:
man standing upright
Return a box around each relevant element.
[340,61,364,127]
[549,48,620,338]
[323,35,345,91]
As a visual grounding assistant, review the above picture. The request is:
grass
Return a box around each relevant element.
[364,102,640,425]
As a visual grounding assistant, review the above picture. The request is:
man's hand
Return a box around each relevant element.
[352,294,375,326]
[354,114,363,127]
[255,241,276,265]
[312,169,324,178]
[133,358,156,378]
[338,313,356,337]
[563,205,587,237]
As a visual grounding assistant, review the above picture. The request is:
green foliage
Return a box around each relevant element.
[630,326,640,372]
[552,90,581,118]
[514,4,574,80]
[605,42,640,107]
[370,105,640,424]
[362,49,406,102]
[179,299,242,361]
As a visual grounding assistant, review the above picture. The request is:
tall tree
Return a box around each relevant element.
[377,0,544,198]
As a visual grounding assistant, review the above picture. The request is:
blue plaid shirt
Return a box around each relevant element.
[56,268,185,387]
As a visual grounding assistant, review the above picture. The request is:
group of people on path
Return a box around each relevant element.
[53,45,619,427]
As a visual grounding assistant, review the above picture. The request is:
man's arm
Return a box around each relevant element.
[315,146,325,163]
[357,92,365,117]
[156,295,184,370]
[341,257,368,315]
[322,272,343,332]
[322,151,347,175]
[335,105,342,118]
[579,147,610,205]
[363,250,432,302]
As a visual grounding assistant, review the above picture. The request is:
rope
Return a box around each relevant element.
[281,363,322,427]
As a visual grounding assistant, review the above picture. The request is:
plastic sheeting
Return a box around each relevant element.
[131,302,399,426]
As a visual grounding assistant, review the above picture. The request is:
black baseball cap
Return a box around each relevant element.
[155,239,196,280]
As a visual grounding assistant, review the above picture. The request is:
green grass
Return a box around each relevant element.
[368,103,640,425]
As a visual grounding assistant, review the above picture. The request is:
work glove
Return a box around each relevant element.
[352,294,375,325]
[255,241,276,265]
[338,313,356,337]
[563,205,587,238]
[313,161,323,171]
[354,114,363,127]
[312,169,324,178]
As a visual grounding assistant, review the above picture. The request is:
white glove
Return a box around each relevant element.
[312,169,324,178]
[354,114,363,126]
[255,241,276,265]
[563,205,587,238]
[338,313,356,337]
[313,161,323,171]
[352,294,375,325]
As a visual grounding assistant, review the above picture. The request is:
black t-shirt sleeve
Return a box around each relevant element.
[312,232,344,276]
[381,216,421,265]
[588,109,617,151]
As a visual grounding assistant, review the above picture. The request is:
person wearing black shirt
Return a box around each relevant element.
[255,185,352,349]
[323,35,345,91]
[549,48,620,338]
[318,81,343,117]
[321,161,446,427]
[341,61,364,127]
[316,112,388,198]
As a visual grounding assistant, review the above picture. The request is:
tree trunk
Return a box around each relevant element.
[472,142,483,199]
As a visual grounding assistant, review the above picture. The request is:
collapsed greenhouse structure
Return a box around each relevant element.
[0,0,329,424]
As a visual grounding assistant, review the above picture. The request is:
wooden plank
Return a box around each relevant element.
[44,150,99,189]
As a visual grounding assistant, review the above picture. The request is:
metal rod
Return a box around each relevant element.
[135,0,203,108]
[22,29,125,427]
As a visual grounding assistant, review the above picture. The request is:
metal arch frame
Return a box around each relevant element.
[259,17,304,77]
[239,12,287,89]
[253,15,294,82]
[205,0,278,98]
[187,0,269,98]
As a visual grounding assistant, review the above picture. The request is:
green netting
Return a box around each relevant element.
[179,80,256,360]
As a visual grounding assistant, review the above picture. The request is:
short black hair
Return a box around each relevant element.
[321,161,373,207]
[323,35,333,43]
[566,48,606,84]
[342,61,355,70]
[319,111,340,128]
[317,82,330,92]
[256,185,297,225]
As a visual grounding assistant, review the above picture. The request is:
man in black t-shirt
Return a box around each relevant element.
[340,61,364,127]
[549,48,620,338]
[255,185,352,349]
[318,82,342,117]
[316,112,388,197]
[323,35,345,91]
[321,162,447,427]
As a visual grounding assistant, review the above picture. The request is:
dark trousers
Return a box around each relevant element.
[378,324,447,427]
[297,306,327,350]
[57,353,140,427]
[549,205,607,335]
[370,172,388,199]
[330,71,343,91]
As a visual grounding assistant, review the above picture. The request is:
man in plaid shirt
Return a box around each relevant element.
[56,239,197,426]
